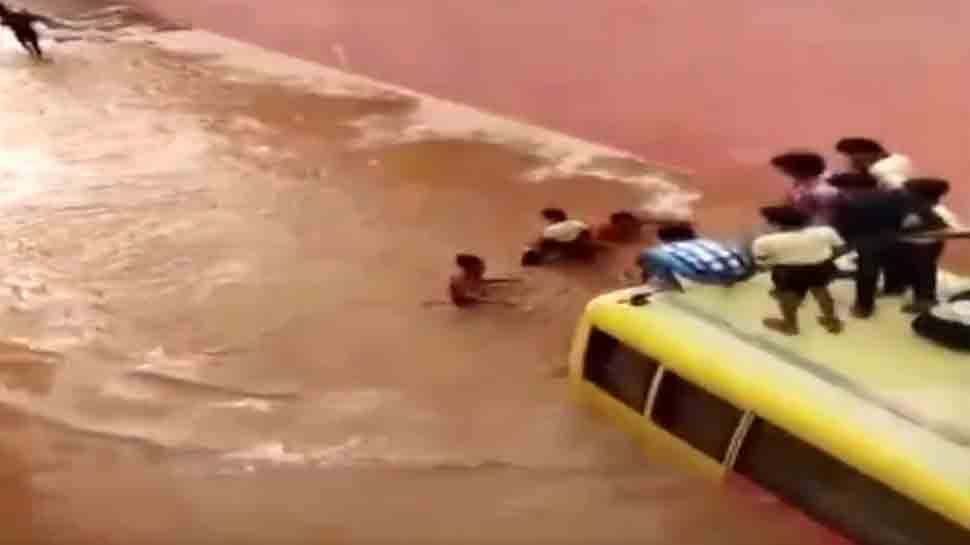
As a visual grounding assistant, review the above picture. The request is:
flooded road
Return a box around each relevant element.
[0,2,945,544]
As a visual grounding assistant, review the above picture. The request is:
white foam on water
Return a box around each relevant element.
[141,30,699,215]
[209,398,274,413]
[223,441,307,465]
[317,388,403,416]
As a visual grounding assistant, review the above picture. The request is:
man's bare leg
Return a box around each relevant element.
[810,286,844,334]
[763,291,802,335]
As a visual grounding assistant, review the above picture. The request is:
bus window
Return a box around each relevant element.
[582,327,659,413]
[651,371,743,461]
[734,418,969,545]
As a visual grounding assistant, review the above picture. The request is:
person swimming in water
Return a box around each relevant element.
[521,208,604,266]
[0,3,47,59]
[592,211,643,244]
[447,253,519,308]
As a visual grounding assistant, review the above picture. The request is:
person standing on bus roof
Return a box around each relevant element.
[833,137,892,183]
[592,211,643,243]
[829,176,949,318]
[752,206,846,336]
[770,151,838,223]
[894,178,952,314]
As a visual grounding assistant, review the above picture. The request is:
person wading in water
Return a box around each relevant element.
[0,3,49,59]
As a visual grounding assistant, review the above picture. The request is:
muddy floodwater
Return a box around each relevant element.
[0,2,960,544]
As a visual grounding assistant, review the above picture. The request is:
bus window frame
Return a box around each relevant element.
[582,326,748,465]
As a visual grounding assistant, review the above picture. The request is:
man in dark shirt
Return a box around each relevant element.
[830,176,948,318]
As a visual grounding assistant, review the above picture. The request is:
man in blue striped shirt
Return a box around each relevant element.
[637,224,756,292]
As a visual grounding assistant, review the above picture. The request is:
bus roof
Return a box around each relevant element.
[585,271,970,524]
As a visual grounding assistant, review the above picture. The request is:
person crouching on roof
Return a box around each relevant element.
[752,205,846,336]
[636,223,755,292]
[770,151,838,223]
[521,208,600,266]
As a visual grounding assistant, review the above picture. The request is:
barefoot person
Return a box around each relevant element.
[752,206,846,336]
[0,3,47,59]
[447,254,519,308]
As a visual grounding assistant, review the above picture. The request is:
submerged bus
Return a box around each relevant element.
[568,271,970,545]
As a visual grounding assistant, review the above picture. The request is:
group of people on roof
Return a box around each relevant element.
[449,137,969,345]
[638,137,963,337]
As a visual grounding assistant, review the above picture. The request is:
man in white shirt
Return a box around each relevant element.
[521,208,597,266]
[752,206,846,336]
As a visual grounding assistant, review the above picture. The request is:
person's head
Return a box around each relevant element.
[541,207,568,223]
[770,151,826,181]
[826,171,877,192]
[760,205,809,230]
[835,137,889,173]
[657,223,696,243]
[455,253,486,277]
[610,211,639,229]
[903,177,950,205]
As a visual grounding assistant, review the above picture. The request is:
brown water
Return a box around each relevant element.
[0,2,939,544]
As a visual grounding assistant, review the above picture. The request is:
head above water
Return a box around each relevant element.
[903,177,950,204]
[760,205,810,229]
[770,151,826,180]
[455,253,485,274]
[541,207,568,223]
[835,137,889,173]
[657,223,697,243]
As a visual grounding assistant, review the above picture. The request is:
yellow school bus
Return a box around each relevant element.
[568,271,970,545]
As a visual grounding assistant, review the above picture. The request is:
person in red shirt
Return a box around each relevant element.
[448,254,519,308]
[593,211,643,243]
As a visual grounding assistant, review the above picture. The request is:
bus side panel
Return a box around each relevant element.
[572,381,725,481]
[590,302,970,531]
[725,473,855,545]
[569,305,722,479]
